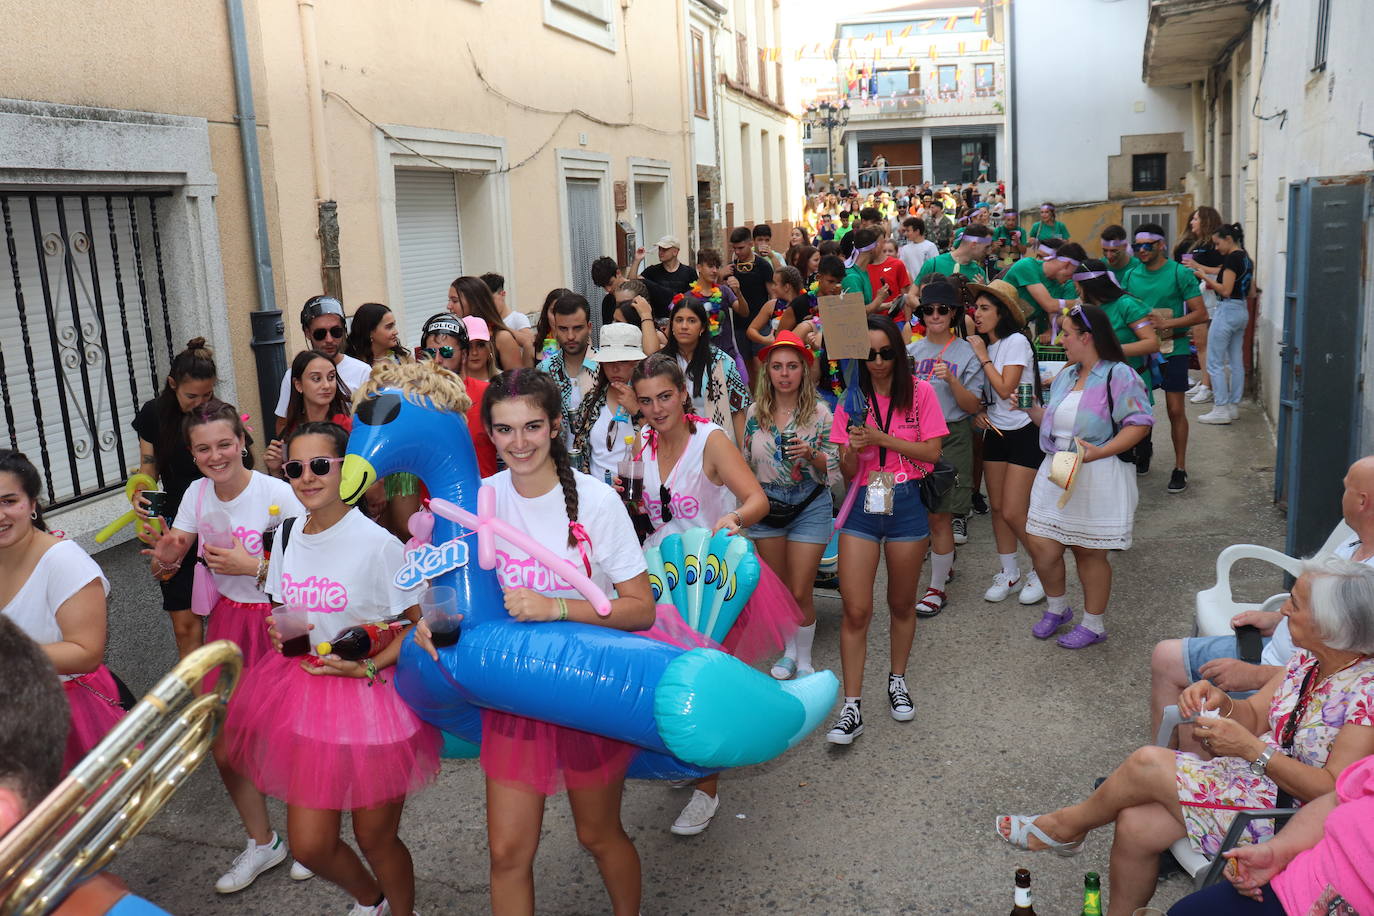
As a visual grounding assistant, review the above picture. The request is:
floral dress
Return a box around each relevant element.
[1175,652,1374,856]
[742,402,842,490]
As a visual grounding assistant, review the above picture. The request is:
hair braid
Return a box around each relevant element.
[549,435,581,549]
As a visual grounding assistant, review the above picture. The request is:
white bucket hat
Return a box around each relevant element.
[592,322,649,364]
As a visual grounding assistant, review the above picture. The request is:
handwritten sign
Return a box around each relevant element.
[817,292,869,359]
[394,536,471,590]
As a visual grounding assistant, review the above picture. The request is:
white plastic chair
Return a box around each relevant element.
[1193,521,1355,637]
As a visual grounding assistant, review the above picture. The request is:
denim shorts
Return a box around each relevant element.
[748,481,835,544]
[1184,634,1271,699]
[839,479,930,543]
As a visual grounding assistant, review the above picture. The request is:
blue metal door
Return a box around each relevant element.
[1274,175,1370,557]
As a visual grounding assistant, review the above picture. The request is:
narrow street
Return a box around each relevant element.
[103,395,1289,914]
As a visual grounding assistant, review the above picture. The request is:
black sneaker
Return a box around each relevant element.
[887,674,915,721]
[826,702,863,745]
[971,492,990,515]
[1168,468,1188,493]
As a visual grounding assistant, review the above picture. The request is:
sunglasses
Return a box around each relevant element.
[311,325,345,341]
[659,484,673,523]
[419,346,455,359]
[1132,242,1158,252]
[866,346,897,362]
[917,305,953,317]
[283,456,346,479]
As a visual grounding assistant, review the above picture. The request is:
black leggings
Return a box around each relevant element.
[1168,880,1285,915]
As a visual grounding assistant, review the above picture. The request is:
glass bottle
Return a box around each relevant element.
[1080,872,1102,916]
[1010,867,1036,915]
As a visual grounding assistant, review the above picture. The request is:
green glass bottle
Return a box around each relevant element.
[1010,868,1036,915]
[1080,871,1102,916]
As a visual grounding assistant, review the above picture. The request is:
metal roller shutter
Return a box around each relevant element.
[566,178,604,339]
[394,169,462,349]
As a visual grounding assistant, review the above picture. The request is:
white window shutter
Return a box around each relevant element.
[394,169,463,349]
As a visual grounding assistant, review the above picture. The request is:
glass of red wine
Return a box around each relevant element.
[274,606,312,658]
[421,585,461,648]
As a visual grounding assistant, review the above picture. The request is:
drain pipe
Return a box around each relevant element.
[226,0,285,429]
[1006,0,1019,213]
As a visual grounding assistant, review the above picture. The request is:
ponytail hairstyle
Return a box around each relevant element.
[181,399,255,470]
[481,370,583,551]
[631,352,698,435]
[0,450,47,532]
[154,338,217,479]
[1213,222,1245,247]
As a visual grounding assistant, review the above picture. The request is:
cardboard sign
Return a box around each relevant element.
[394,536,470,590]
[817,292,869,359]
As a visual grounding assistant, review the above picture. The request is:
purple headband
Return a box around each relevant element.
[1100,238,1129,249]
[843,240,878,268]
[1071,269,1123,289]
[1134,232,1166,243]
[1048,255,1082,269]
[1040,204,1053,212]
[1037,243,1056,257]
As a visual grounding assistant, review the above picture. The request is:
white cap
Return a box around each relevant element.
[592,322,649,364]
[656,235,681,250]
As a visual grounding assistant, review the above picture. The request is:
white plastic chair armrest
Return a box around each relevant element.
[1259,592,1290,615]
[1212,544,1305,589]
[1156,704,1185,748]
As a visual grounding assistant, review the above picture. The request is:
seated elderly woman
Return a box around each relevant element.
[995,555,1374,916]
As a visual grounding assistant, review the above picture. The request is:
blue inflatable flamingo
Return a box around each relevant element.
[339,380,837,781]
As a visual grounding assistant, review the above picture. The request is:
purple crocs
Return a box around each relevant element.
[1031,607,1074,639]
[1056,624,1108,649]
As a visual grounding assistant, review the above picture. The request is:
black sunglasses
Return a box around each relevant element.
[1132,242,1158,253]
[311,325,345,341]
[917,305,953,317]
[419,346,455,359]
[866,346,897,362]
[659,484,673,523]
[283,456,346,479]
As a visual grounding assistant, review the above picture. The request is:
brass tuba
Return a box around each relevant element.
[0,640,243,915]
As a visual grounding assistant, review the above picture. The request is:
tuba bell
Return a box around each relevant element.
[0,640,243,916]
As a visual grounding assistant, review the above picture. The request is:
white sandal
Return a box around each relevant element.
[994,814,1085,857]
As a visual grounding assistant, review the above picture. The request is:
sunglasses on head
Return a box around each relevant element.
[311,325,345,341]
[866,346,897,362]
[917,305,953,317]
[419,346,455,360]
[659,484,673,523]
[282,456,346,479]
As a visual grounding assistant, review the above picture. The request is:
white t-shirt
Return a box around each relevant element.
[985,333,1034,431]
[900,239,938,280]
[266,508,418,654]
[588,402,635,484]
[503,311,532,333]
[1261,537,1371,666]
[2,541,109,669]
[173,473,305,603]
[485,468,646,598]
[274,354,372,419]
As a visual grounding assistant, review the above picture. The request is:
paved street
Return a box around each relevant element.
[100,394,1288,915]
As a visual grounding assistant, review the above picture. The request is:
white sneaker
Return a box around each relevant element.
[1198,406,1233,425]
[215,833,288,894]
[290,860,314,881]
[671,789,720,836]
[1184,380,1203,396]
[1189,385,1213,403]
[1018,570,1046,605]
[1227,403,1241,420]
[983,570,1021,602]
[347,900,390,916]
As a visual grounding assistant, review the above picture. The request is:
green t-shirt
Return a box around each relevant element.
[841,265,873,302]
[1108,255,1142,287]
[1100,293,1156,404]
[915,251,986,285]
[1028,220,1070,242]
[1002,257,1074,332]
[1124,259,1200,357]
[835,226,851,242]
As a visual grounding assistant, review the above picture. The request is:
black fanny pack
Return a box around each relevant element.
[760,484,827,528]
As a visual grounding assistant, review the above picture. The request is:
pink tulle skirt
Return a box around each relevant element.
[62,666,126,773]
[203,596,274,693]
[480,580,803,796]
[225,651,441,811]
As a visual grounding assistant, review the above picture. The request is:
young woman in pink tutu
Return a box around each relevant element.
[629,353,802,837]
[0,450,123,774]
[227,421,439,916]
[141,399,308,894]
[414,369,657,916]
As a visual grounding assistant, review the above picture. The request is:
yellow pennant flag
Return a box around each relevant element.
[973,8,983,24]
[920,19,935,31]
[958,40,966,55]
[885,29,893,46]
[928,44,938,59]
[899,24,912,38]
[908,57,917,71]
[980,38,991,52]
[943,15,958,30]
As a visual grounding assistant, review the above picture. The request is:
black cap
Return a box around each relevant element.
[919,281,959,308]
[421,313,469,348]
[300,295,345,326]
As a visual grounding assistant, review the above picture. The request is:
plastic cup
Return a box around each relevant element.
[199,509,234,550]
[274,607,312,657]
[421,585,461,648]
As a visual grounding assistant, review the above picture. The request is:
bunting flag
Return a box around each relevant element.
[943,15,958,30]
[958,41,966,55]
[885,29,893,46]
[980,38,991,52]
[973,8,983,24]
[899,24,912,37]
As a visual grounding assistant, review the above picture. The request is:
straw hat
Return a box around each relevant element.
[967,278,1028,328]
[1048,439,1083,509]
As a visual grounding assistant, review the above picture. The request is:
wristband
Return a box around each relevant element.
[729,510,744,529]
[557,597,569,621]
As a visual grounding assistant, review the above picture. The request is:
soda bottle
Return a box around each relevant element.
[1080,872,1102,916]
[315,621,406,660]
[1010,868,1036,915]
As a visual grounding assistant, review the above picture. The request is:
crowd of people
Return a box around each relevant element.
[3,193,1371,916]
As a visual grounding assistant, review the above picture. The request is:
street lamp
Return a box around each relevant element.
[804,99,850,193]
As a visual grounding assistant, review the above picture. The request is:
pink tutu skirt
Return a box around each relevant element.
[62,666,126,773]
[225,651,441,810]
[722,561,804,664]
[203,596,273,693]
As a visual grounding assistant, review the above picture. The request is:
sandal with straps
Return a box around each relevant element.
[915,587,947,618]
[994,814,1085,857]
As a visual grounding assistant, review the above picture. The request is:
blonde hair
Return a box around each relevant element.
[353,359,472,414]
[750,347,818,435]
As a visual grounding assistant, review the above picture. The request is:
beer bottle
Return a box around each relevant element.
[1010,868,1036,915]
[316,621,405,661]
[1080,872,1102,916]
